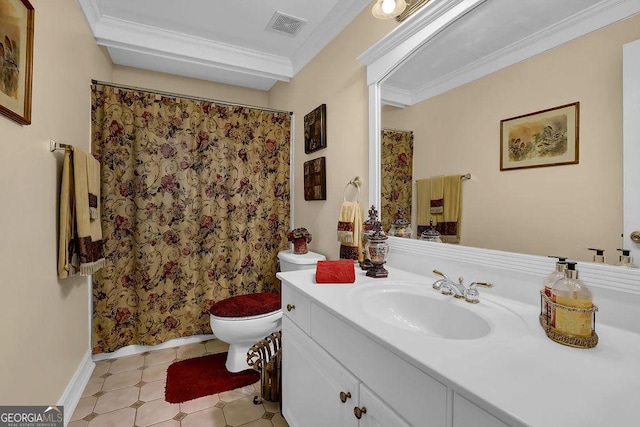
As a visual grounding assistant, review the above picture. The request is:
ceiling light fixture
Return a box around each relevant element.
[372,0,407,19]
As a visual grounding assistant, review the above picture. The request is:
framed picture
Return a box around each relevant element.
[500,102,579,171]
[0,0,34,125]
[304,104,326,154]
[303,157,326,201]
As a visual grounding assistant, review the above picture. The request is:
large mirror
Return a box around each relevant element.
[361,0,640,263]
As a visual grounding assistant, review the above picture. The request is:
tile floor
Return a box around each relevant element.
[69,339,289,427]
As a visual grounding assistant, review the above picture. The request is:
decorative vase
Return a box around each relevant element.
[292,238,308,254]
[366,220,389,278]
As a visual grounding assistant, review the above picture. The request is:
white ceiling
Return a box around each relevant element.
[378,0,640,107]
[78,0,371,90]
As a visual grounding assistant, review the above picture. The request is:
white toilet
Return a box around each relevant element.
[209,249,325,372]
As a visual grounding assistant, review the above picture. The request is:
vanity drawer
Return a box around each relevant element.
[281,281,311,334]
[311,303,448,427]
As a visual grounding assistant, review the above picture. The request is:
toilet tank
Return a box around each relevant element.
[278,250,326,272]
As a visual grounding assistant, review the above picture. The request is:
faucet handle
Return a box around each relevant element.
[471,282,493,288]
[433,269,449,280]
[464,282,493,303]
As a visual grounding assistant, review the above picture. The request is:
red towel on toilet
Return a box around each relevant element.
[315,260,356,284]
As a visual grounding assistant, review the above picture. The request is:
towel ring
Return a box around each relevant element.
[344,176,361,202]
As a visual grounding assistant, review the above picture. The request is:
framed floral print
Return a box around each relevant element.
[500,102,579,171]
[304,104,326,154]
[0,0,34,125]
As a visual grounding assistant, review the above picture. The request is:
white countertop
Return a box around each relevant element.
[277,266,640,427]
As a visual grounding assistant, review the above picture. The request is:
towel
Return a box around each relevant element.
[416,178,431,227]
[441,174,462,243]
[58,147,106,278]
[315,260,356,284]
[416,175,463,243]
[430,175,444,214]
[337,201,363,262]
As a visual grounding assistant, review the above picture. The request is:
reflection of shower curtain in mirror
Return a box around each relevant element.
[90,83,291,354]
[381,129,414,234]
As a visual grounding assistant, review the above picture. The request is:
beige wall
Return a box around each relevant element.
[383,15,640,262]
[112,66,270,108]
[0,0,112,404]
[0,0,270,405]
[270,10,396,260]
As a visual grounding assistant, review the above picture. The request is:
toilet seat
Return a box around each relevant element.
[209,292,281,319]
[210,309,282,322]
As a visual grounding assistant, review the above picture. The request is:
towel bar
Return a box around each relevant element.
[343,176,361,201]
[50,139,72,152]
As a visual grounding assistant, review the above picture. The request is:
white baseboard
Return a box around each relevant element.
[92,334,214,361]
[58,350,94,427]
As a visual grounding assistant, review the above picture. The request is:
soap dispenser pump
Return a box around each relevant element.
[615,249,639,268]
[588,248,606,263]
[551,262,594,338]
[542,257,567,320]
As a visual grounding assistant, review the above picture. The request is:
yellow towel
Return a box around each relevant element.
[430,175,444,214]
[58,150,76,278]
[337,201,363,262]
[58,147,106,278]
[416,175,463,243]
[416,178,431,226]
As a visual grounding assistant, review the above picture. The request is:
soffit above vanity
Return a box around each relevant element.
[359,0,640,107]
[78,0,370,91]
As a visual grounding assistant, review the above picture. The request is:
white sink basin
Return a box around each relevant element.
[349,282,525,340]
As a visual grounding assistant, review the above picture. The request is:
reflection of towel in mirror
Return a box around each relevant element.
[430,175,444,214]
[58,147,106,278]
[337,201,363,262]
[416,175,462,243]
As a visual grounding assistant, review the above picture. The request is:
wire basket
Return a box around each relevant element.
[247,330,282,404]
[539,291,598,349]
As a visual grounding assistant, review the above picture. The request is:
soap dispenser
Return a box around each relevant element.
[551,262,593,338]
[615,249,639,268]
[588,248,606,263]
[542,257,567,320]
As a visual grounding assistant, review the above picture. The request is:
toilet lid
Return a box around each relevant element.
[209,292,281,318]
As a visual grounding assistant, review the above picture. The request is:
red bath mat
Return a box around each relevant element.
[165,352,259,403]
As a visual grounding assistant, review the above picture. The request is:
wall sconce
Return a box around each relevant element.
[371,0,407,19]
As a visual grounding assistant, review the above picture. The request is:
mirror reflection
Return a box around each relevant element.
[377,8,640,262]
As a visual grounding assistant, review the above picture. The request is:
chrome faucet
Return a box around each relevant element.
[431,269,452,291]
[441,277,467,299]
[432,269,493,303]
[463,282,493,303]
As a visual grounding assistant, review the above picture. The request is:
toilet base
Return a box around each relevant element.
[225,342,257,373]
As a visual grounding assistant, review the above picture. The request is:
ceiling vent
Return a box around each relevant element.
[267,12,307,36]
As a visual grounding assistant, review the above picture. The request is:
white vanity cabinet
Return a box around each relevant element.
[281,279,447,427]
[452,393,509,427]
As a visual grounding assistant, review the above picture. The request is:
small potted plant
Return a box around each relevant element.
[287,227,312,254]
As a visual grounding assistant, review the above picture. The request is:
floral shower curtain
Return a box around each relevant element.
[381,129,414,234]
[90,83,291,354]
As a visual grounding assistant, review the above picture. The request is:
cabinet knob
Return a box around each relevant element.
[631,231,640,243]
[339,391,351,403]
[286,304,295,312]
[354,406,367,419]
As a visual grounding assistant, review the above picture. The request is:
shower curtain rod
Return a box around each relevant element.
[91,80,293,116]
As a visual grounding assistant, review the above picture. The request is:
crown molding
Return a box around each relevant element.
[79,0,369,90]
[290,0,370,75]
[409,0,640,104]
[361,0,640,104]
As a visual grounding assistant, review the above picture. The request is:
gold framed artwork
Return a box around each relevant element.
[304,104,326,154]
[303,157,326,201]
[500,102,579,171]
[0,0,34,125]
